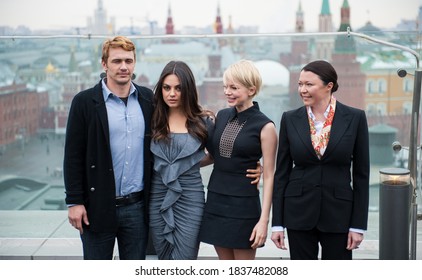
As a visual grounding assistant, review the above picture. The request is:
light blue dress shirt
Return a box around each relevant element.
[102,79,145,197]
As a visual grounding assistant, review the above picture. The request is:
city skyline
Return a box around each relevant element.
[1,0,421,33]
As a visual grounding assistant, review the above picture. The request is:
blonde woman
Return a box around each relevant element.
[199,60,278,260]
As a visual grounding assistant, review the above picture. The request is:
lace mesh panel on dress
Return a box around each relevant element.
[219,117,245,158]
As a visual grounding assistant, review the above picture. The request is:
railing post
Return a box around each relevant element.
[408,69,422,260]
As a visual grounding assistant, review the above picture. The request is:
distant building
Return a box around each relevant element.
[331,0,366,110]
[0,83,48,147]
[165,4,175,35]
[86,0,115,35]
[214,3,223,34]
[55,72,96,135]
[254,60,290,124]
[280,0,311,109]
[360,52,414,116]
[163,3,176,44]
[315,0,335,61]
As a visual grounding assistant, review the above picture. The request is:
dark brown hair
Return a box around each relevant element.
[302,60,339,93]
[151,61,213,147]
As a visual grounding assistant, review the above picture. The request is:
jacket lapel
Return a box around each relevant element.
[92,81,110,148]
[292,107,317,157]
[322,101,352,159]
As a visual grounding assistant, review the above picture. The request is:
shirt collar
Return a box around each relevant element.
[228,101,260,123]
[307,99,332,122]
[101,78,137,102]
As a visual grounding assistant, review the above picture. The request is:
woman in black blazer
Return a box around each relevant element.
[271,60,370,260]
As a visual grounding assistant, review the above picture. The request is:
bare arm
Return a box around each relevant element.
[200,150,214,167]
[250,122,278,249]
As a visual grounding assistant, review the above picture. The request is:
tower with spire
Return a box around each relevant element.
[319,0,333,32]
[315,0,335,61]
[87,0,114,35]
[163,3,177,44]
[281,1,311,108]
[295,0,304,33]
[165,3,174,35]
[331,0,365,110]
[68,47,78,73]
[226,15,234,34]
[334,0,355,53]
[214,2,223,34]
[283,0,309,66]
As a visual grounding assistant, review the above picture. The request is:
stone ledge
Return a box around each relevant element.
[1,238,401,260]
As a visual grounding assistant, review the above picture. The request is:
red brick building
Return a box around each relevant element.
[0,83,49,146]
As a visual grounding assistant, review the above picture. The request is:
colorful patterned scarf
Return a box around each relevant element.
[308,96,336,159]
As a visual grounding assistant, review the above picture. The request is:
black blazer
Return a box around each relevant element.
[64,80,154,232]
[272,101,370,233]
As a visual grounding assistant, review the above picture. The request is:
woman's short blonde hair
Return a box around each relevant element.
[223,59,262,96]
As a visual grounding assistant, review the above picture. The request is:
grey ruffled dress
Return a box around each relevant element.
[149,133,206,260]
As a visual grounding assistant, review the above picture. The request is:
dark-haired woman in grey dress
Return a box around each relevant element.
[149,61,214,260]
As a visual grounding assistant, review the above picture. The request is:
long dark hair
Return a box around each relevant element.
[302,60,339,93]
[151,61,213,147]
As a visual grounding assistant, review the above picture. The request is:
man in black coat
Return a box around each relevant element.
[64,36,154,259]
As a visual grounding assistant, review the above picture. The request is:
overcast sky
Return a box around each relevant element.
[1,0,421,32]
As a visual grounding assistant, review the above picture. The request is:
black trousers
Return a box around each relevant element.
[286,228,352,260]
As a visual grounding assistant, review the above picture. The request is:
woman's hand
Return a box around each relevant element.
[249,219,268,249]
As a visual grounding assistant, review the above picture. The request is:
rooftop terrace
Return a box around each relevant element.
[0,210,420,260]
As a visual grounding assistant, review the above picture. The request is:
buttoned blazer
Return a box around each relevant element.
[272,101,370,233]
[64,80,154,232]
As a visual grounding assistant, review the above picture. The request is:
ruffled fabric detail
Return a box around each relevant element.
[150,134,205,259]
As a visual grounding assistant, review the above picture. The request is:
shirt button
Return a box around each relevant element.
[90,187,95,192]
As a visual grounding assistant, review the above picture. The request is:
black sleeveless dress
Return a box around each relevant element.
[199,102,272,249]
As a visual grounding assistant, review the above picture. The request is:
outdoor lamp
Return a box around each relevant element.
[379,167,411,260]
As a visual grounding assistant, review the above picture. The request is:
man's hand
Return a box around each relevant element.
[346,231,363,250]
[68,205,89,234]
[271,231,287,250]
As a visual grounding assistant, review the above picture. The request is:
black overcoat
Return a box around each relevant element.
[64,80,154,232]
